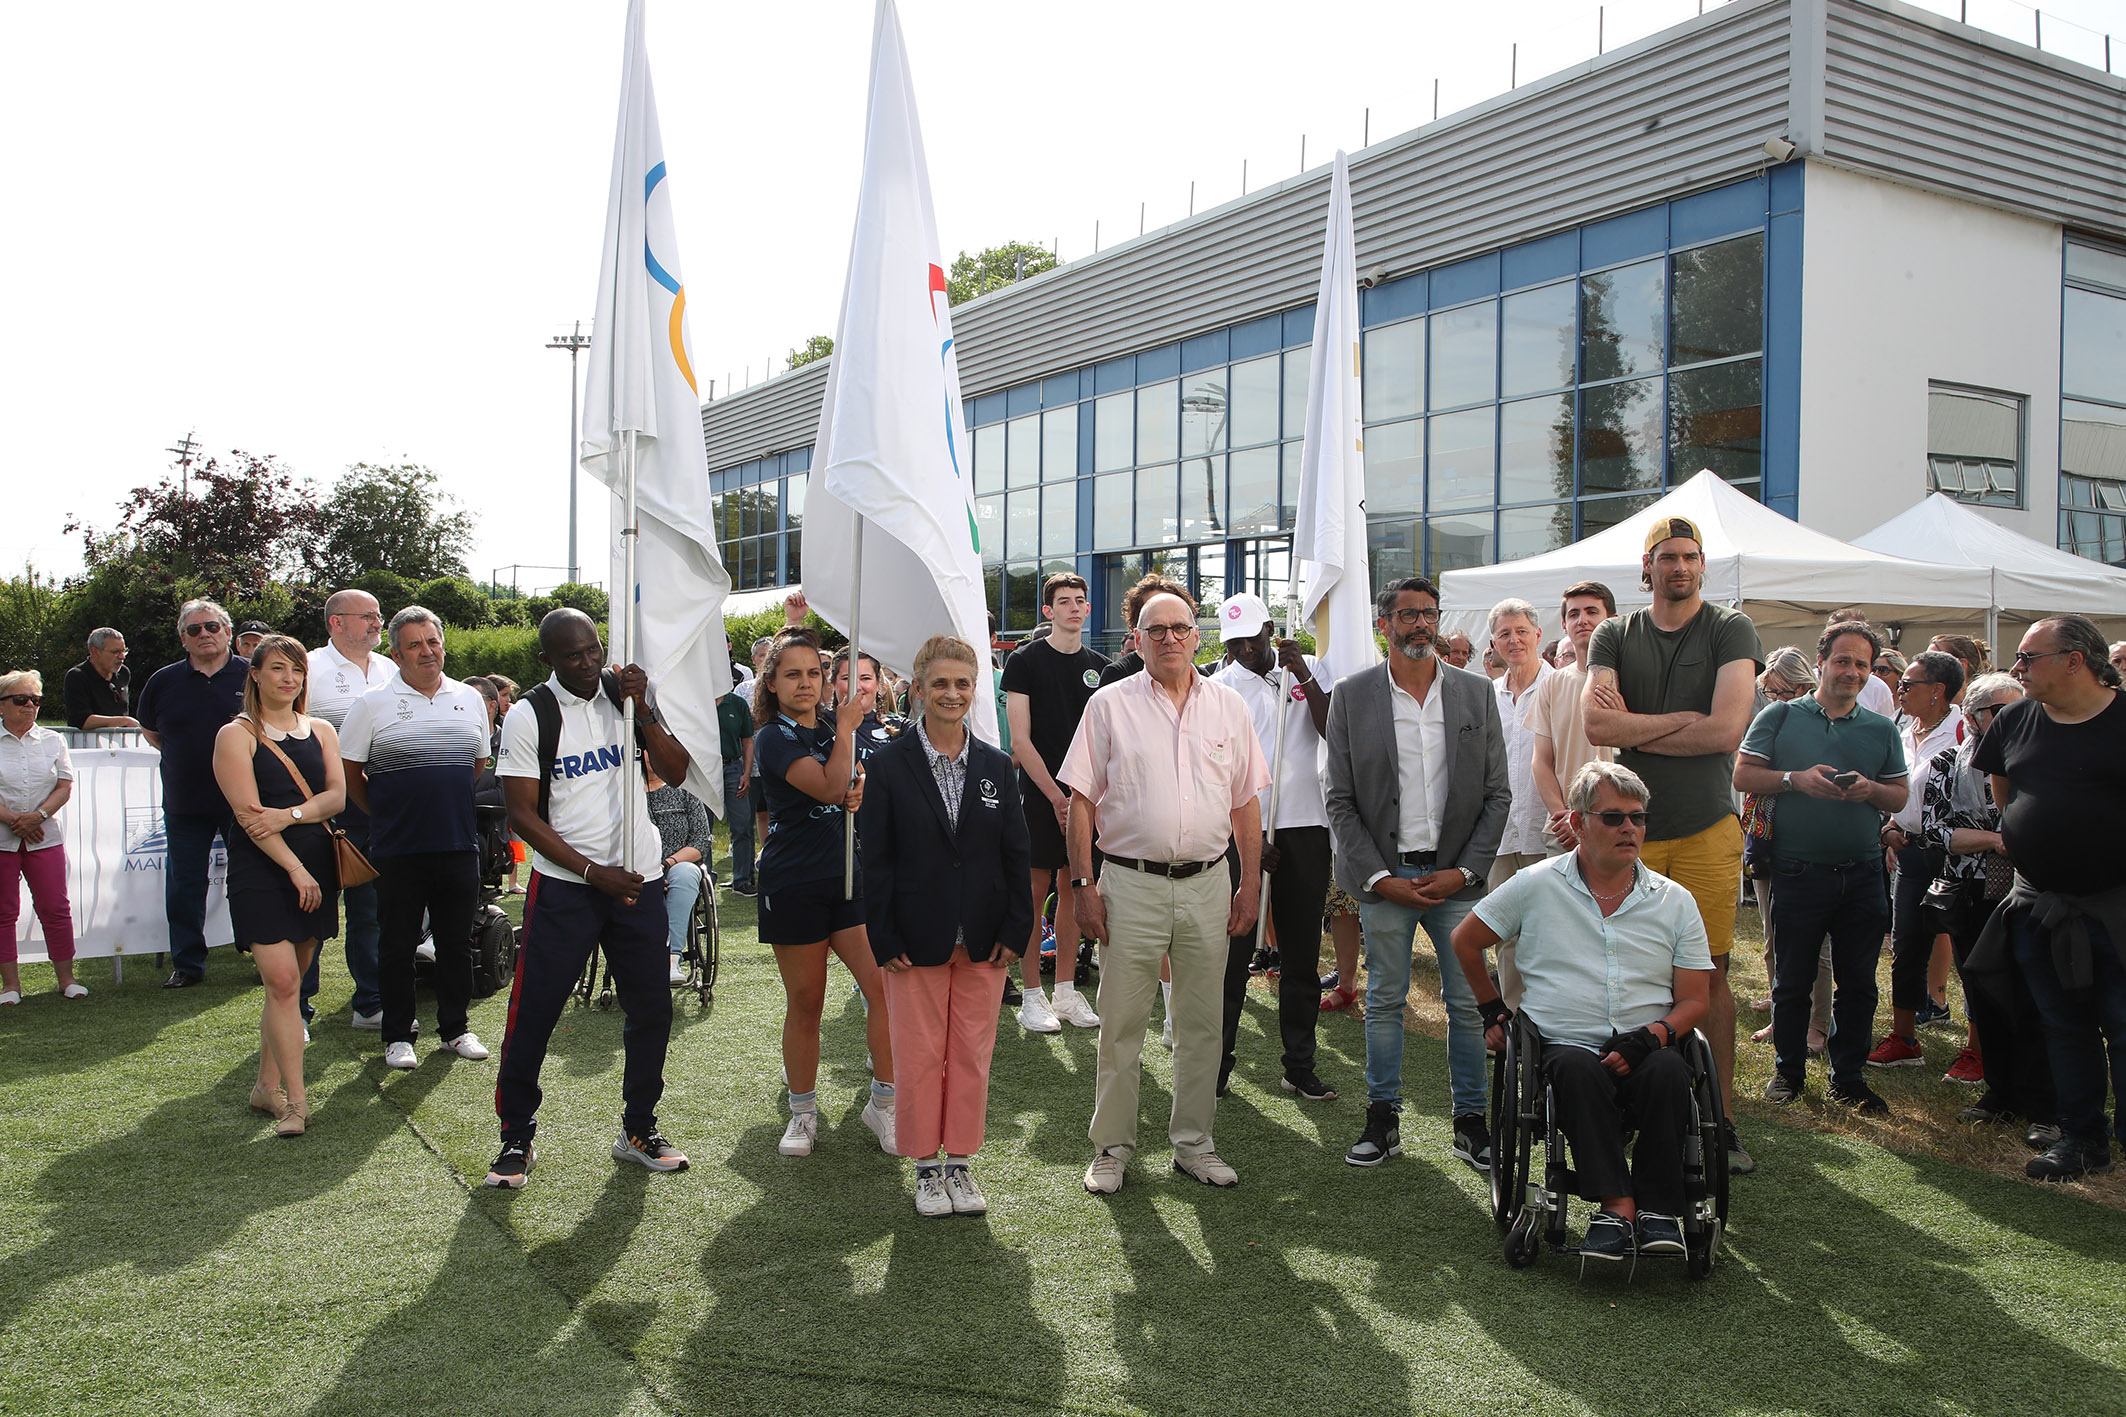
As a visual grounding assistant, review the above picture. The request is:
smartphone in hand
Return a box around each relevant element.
[1832,770,1861,788]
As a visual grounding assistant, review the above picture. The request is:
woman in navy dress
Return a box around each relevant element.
[212,635,346,1137]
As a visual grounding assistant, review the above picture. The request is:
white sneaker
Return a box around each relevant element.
[445,1032,490,1060]
[383,1041,418,1070]
[1083,1148,1126,1194]
[779,1110,818,1156]
[860,1099,897,1153]
[1161,1013,1175,1050]
[668,956,688,985]
[944,1164,988,1215]
[1018,989,1062,1034]
[913,1167,953,1218]
[1052,988,1101,1029]
[350,1009,383,1031]
[414,939,437,964]
[303,1024,311,1044]
[1173,1150,1240,1187]
[62,983,88,1000]
[0,990,19,1006]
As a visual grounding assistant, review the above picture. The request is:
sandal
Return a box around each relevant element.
[1320,984,1361,1012]
[62,983,89,1000]
[276,1102,310,1138]
[1750,1021,1774,1043]
[0,990,19,1007]
[249,1082,287,1119]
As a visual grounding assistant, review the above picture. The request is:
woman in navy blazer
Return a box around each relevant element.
[861,635,1034,1217]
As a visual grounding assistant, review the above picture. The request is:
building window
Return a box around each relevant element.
[1926,384,2023,507]
[2062,237,2126,564]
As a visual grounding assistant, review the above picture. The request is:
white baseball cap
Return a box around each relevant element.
[1217,591,1274,642]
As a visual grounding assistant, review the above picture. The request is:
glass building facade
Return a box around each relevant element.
[2061,235,2126,565]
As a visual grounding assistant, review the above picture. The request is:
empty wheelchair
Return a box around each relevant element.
[1488,1011,1728,1280]
[574,864,718,1009]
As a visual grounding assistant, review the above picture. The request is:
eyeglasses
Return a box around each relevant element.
[181,622,226,637]
[1386,607,1441,626]
[1139,624,1198,643]
[2011,649,2067,667]
[4,694,40,707]
[1896,677,1936,692]
[1587,810,1649,828]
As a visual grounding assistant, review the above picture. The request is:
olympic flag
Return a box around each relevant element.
[1291,151,1379,684]
[806,0,997,746]
[579,0,732,818]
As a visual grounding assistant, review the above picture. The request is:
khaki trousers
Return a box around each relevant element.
[1089,865,1229,1160]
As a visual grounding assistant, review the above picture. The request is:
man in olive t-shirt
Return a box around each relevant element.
[1583,515,1761,1171]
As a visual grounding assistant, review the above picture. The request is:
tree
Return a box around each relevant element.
[316,463,476,584]
[786,335,833,369]
[525,581,609,626]
[945,241,1057,306]
[414,575,492,629]
[68,449,327,596]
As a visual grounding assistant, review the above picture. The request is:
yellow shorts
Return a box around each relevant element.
[1638,815,1743,958]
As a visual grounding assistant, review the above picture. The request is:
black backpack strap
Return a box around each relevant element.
[600,667,654,772]
[527,683,561,823]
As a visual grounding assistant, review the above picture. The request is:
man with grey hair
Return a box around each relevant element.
[304,587,393,1029]
[1450,760,1714,1261]
[1486,597,1552,1007]
[338,606,493,1068]
[136,598,248,987]
[63,628,137,731]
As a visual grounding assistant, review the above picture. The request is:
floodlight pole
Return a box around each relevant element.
[547,322,593,585]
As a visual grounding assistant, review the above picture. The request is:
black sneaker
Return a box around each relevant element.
[1248,946,1275,975]
[1763,1072,1804,1105]
[1582,1209,1633,1261]
[1345,1101,1401,1167]
[729,881,757,898]
[612,1129,689,1173]
[161,970,202,989]
[2026,1136,2114,1182]
[1721,1118,1755,1175]
[1452,1112,1493,1172]
[1280,1070,1337,1101]
[2026,1122,2064,1152]
[1635,1212,1686,1255]
[1000,976,1023,1007]
[484,1138,536,1188]
[1956,1092,2015,1125]
[1915,996,1955,1029]
[1829,1080,1890,1115]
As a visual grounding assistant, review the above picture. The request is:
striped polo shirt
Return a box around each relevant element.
[337,671,491,856]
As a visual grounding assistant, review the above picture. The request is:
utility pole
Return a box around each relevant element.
[165,430,201,567]
[546,322,592,585]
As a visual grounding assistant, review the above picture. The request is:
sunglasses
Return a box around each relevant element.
[1586,810,1649,828]
[182,622,226,637]
[4,694,40,707]
[1896,677,1936,692]
[2011,649,2067,667]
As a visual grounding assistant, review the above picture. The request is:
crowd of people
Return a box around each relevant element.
[5,514,2121,1232]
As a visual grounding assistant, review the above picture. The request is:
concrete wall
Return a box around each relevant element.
[1796,162,2062,542]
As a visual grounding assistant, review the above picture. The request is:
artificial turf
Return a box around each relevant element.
[4,893,2124,1417]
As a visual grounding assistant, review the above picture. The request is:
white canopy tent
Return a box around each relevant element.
[1851,493,2126,649]
[1437,471,1993,648]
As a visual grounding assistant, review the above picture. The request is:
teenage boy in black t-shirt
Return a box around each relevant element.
[1000,573,1108,1033]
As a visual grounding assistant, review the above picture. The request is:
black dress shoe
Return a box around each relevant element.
[162,970,202,989]
[1001,976,1023,1007]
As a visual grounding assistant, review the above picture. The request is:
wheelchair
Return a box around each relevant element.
[1488,1011,1729,1280]
[574,862,718,1009]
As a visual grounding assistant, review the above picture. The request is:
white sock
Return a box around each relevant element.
[1054,980,1078,1001]
[1024,982,1048,1003]
[945,1154,972,1168]
[1161,980,1173,1015]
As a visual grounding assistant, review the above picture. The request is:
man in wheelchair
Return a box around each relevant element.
[1451,761,1713,1262]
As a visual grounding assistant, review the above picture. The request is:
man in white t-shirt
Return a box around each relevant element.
[301,588,393,1030]
[483,608,696,1190]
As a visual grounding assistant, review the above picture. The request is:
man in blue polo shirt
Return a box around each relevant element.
[338,606,493,1069]
[137,598,248,988]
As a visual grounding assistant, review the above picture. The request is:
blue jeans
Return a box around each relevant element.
[2009,910,2126,1150]
[162,811,225,979]
[1357,864,1483,1114]
[1770,857,1888,1089]
[663,861,703,953]
[300,820,380,1019]
[722,761,755,888]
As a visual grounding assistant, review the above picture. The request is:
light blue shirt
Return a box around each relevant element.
[1471,852,1713,1051]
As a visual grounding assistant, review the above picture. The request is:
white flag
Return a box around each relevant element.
[807,0,997,744]
[1292,151,1380,685]
[579,0,732,813]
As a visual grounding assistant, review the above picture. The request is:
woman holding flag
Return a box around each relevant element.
[754,630,896,1158]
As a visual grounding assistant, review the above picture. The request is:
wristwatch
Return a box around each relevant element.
[1458,866,1480,890]
[1069,877,1094,889]
[290,807,304,822]
[1780,771,1794,792]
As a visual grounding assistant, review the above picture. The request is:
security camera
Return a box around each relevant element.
[1761,136,1798,163]
[1358,265,1387,289]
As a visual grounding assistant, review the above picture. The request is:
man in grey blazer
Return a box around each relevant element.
[1324,576,1510,1172]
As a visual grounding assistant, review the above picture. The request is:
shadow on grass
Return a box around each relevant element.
[0,958,253,1086]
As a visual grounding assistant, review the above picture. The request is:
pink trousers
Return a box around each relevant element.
[0,844,74,965]
[882,948,1007,1159]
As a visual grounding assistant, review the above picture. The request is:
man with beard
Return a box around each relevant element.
[1323,577,1509,1172]
[1583,517,1761,1174]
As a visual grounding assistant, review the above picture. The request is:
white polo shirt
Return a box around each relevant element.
[306,641,393,730]
[495,674,663,887]
[1209,654,1335,832]
[338,673,491,857]
[0,722,73,852]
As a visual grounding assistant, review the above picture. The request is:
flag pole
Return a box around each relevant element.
[1255,592,1297,952]
[620,428,639,876]
[843,518,864,901]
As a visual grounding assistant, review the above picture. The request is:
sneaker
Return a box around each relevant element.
[1083,1148,1126,1194]
[1051,988,1100,1029]
[1763,1072,1804,1105]
[1000,976,1023,1007]
[730,881,757,898]
[0,990,17,1006]
[383,1041,418,1070]
[444,1032,490,1061]
[1173,1151,1240,1187]
[1345,1101,1402,1167]
[303,1024,311,1045]
[1161,1013,1175,1050]
[1248,945,1276,975]
[161,970,202,989]
[1956,1092,2014,1125]
[669,956,688,985]
[350,1008,383,1031]
[1866,1033,1925,1068]
[2026,1123,2064,1152]
[1017,989,1061,1034]
[860,1099,897,1153]
[1916,997,1955,1029]
[483,1138,535,1188]
[1829,1080,1890,1115]
[1581,1209,1634,1261]
[1722,1118,1755,1175]
[414,938,437,964]
[2026,1136,2115,1182]
[1451,1112,1493,1172]
[944,1163,987,1214]
[1635,1212,1686,1256]
[1280,1071,1337,1101]
[779,1110,819,1157]
[913,1166,953,1217]
[1943,1047,1985,1085]
[613,1129,689,1172]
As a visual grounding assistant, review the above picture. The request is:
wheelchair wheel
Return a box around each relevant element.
[1488,1024,1526,1228]
[686,874,719,1001]
[574,943,601,1008]
[469,906,516,999]
[1504,1212,1541,1269]
[1682,1030,1729,1280]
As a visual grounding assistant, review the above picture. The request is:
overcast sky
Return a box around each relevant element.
[4,0,2119,594]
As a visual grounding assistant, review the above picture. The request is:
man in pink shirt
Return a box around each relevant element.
[1062,589,1268,1194]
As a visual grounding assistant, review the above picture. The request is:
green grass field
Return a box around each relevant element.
[4,888,2125,1417]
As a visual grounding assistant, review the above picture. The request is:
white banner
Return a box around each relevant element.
[15,746,231,965]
